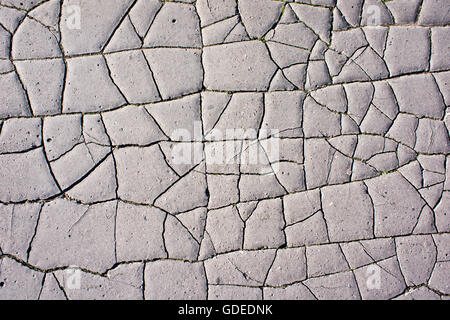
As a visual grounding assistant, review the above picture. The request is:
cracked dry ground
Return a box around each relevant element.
[0,0,449,301]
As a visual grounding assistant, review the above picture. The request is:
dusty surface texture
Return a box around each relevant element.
[0,0,449,300]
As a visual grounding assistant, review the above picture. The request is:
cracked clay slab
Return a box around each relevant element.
[0,0,449,301]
